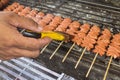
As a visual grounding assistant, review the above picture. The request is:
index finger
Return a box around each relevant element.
[13,34,52,50]
[5,12,42,32]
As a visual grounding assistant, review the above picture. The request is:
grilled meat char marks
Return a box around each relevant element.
[43,16,63,31]
[81,26,100,51]
[4,2,20,11]
[13,5,25,13]
[26,9,38,19]
[18,7,31,16]
[38,14,54,27]
[0,0,9,5]
[107,34,120,58]
[55,18,72,32]
[93,29,112,56]
[72,24,90,46]
[66,21,81,36]
[4,2,120,58]
[35,12,45,22]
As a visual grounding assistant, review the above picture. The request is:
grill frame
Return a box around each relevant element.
[0,0,120,80]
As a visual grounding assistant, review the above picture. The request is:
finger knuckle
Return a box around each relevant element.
[32,51,40,58]
[3,12,19,22]
[28,18,38,26]
[8,12,18,18]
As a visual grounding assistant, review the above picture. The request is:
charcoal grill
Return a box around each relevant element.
[0,0,120,80]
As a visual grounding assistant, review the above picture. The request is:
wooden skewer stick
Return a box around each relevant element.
[103,56,113,80]
[75,47,86,69]
[40,43,49,53]
[49,41,64,59]
[62,43,75,62]
[86,53,98,77]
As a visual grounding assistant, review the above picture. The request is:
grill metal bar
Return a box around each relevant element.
[0,71,13,80]
[19,58,60,77]
[0,57,64,80]
[76,0,120,13]
[54,1,120,30]
[12,60,54,80]
[0,65,27,80]
[61,5,119,22]
[3,61,39,80]
[64,2,120,20]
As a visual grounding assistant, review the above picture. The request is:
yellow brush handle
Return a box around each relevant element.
[21,29,65,41]
[41,31,65,41]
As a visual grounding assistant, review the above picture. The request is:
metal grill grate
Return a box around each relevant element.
[0,57,75,80]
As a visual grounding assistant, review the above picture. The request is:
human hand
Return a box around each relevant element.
[0,11,52,60]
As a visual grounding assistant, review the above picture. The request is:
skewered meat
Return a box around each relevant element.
[36,12,45,19]
[42,14,54,23]
[77,24,90,35]
[26,9,38,22]
[81,25,100,51]
[0,0,9,9]
[72,24,90,45]
[42,25,55,31]
[0,2,3,9]
[4,2,20,11]
[42,16,63,31]
[35,12,45,22]
[66,29,77,36]
[38,14,54,27]
[56,18,72,32]
[68,21,80,30]
[5,2,120,59]
[66,21,80,35]
[93,29,111,56]
[111,34,120,46]
[18,7,31,16]
[26,9,38,18]
[5,5,16,11]
[1,0,9,5]
[38,21,47,27]
[59,21,80,44]
[49,16,63,27]
[13,5,24,13]
[11,2,20,7]
[79,24,91,33]
[107,34,120,58]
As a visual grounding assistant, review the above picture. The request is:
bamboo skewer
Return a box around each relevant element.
[62,43,75,62]
[40,43,49,53]
[86,53,98,77]
[49,41,64,59]
[103,56,113,80]
[75,47,86,69]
